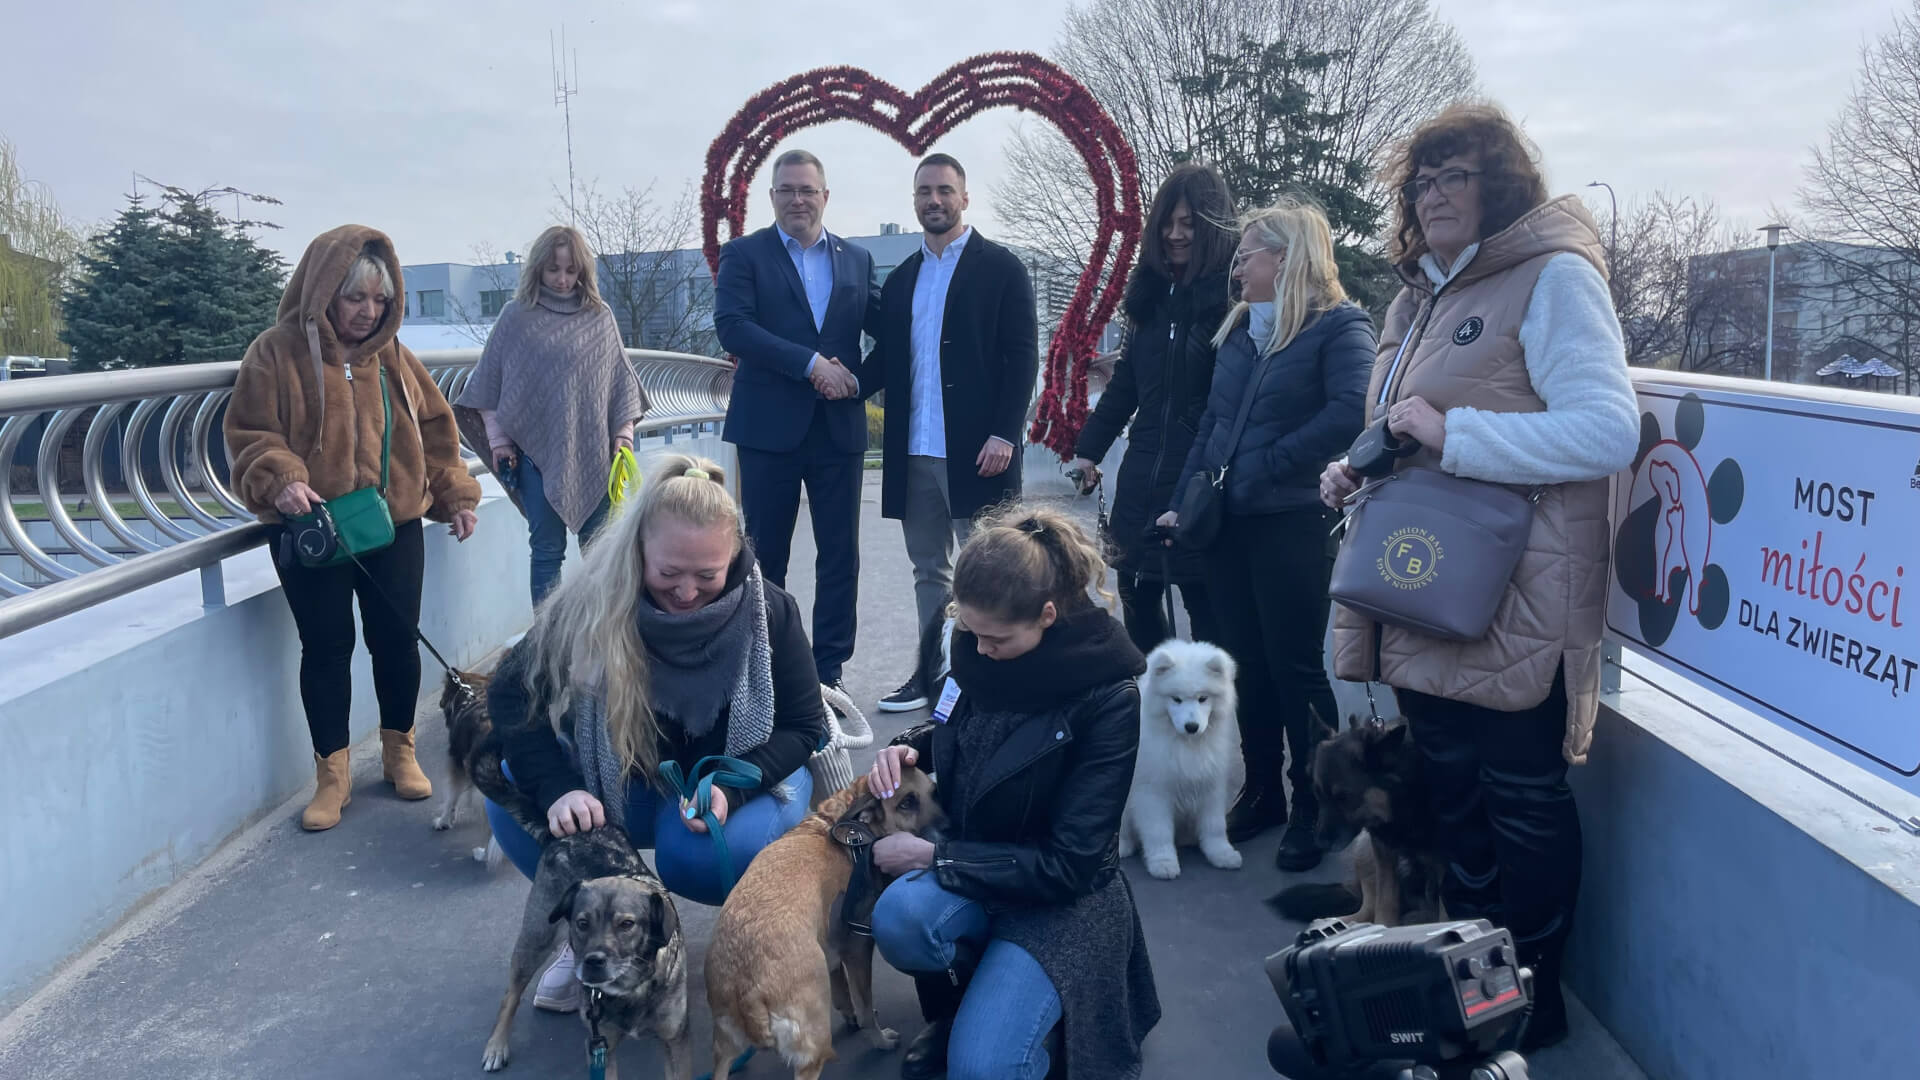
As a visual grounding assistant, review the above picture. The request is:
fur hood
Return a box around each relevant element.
[223,225,480,525]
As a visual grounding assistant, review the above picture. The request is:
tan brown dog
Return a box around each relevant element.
[704,769,946,1080]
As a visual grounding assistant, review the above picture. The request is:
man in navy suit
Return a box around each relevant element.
[714,148,880,692]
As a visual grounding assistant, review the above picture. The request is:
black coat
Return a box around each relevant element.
[895,608,1160,1079]
[1173,302,1376,517]
[1074,265,1233,580]
[492,565,828,815]
[859,230,1039,520]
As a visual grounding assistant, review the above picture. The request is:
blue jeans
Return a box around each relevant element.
[484,765,813,908]
[518,452,612,607]
[872,872,1063,1080]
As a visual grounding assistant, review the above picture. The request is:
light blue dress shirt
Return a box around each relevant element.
[908,228,972,458]
[782,227,834,377]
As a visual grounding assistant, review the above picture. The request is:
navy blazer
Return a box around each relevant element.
[714,226,881,454]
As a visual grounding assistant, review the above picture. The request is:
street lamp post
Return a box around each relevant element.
[1760,224,1790,382]
[1586,181,1618,258]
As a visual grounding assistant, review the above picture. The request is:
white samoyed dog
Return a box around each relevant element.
[1119,639,1244,879]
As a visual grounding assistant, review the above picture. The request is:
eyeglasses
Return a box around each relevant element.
[773,186,823,200]
[1401,168,1481,203]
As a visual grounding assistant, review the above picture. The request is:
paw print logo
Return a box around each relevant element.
[1614,393,1745,647]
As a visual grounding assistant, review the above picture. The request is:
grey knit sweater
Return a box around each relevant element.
[456,287,648,531]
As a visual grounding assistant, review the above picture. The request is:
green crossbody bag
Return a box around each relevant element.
[287,364,396,569]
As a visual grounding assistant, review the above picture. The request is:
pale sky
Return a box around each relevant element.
[2,0,1906,266]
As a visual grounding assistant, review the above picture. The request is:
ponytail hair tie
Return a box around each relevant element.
[684,467,710,481]
[1020,518,1046,535]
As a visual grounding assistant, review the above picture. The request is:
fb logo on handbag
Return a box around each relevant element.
[1377,526,1444,590]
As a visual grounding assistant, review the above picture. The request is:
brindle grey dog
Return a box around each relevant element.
[481,825,692,1080]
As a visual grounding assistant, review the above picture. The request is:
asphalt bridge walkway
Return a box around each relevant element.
[0,476,1647,1079]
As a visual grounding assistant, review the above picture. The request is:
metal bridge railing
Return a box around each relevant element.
[0,349,731,639]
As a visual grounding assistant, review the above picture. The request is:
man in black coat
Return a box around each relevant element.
[713,149,880,691]
[859,154,1039,710]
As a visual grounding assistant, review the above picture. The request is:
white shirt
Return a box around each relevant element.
[908,227,972,458]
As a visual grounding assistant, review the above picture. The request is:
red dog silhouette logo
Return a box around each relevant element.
[1616,394,1745,647]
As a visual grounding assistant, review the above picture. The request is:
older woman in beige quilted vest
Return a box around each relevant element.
[1319,104,1638,1051]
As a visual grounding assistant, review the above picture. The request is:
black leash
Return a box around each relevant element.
[323,508,479,706]
[1156,546,1180,638]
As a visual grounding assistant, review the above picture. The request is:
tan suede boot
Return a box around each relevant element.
[381,728,433,800]
[302,750,353,831]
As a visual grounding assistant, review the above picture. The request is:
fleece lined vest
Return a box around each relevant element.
[1331,197,1613,765]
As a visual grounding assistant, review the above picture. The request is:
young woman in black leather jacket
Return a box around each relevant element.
[866,505,1160,1080]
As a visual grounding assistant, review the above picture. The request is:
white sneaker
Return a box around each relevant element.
[533,941,581,1013]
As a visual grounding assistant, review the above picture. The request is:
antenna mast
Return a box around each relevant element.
[552,27,580,225]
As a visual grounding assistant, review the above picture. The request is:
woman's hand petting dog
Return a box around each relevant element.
[873,832,935,875]
[868,744,919,799]
[681,788,729,834]
[547,790,606,837]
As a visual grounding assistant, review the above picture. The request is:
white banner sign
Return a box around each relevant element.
[1606,377,1920,797]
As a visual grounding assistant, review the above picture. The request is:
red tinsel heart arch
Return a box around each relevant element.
[699,51,1141,458]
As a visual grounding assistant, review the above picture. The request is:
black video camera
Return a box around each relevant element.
[1346,418,1421,479]
[1267,919,1533,1080]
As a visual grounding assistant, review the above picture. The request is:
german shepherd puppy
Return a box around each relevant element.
[481,824,691,1079]
[1267,713,1442,928]
[704,770,947,1080]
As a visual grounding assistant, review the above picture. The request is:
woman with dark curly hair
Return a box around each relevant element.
[1321,103,1638,1050]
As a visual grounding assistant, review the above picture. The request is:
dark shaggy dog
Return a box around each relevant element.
[1266,713,1443,928]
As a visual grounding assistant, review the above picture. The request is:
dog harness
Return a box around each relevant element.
[829,819,879,937]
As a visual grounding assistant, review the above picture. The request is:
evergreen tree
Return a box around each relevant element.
[61,185,286,371]
[1172,38,1398,314]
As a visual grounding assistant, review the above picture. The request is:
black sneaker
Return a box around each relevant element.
[879,675,928,713]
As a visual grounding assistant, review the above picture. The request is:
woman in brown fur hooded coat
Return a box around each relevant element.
[225,224,482,832]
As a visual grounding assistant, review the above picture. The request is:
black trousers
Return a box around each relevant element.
[1397,669,1581,960]
[1115,571,1218,654]
[272,518,425,757]
[736,416,862,684]
[1203,508,1340,805]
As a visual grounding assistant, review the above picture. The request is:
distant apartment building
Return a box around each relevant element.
[1686,240,1918,392]
[399,225,1114,359]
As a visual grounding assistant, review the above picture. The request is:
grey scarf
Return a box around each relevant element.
[569,562,782,829]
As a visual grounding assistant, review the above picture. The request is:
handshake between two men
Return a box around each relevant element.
[809,354,859,400]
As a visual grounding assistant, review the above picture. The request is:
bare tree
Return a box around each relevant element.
[441,242,518,346]
[0,136,84,271]
[568,179,709,354]
[1594,192,1742,368]
[994,0,1477,272]
[1,136,85,355]
[1798,0,1920,391]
